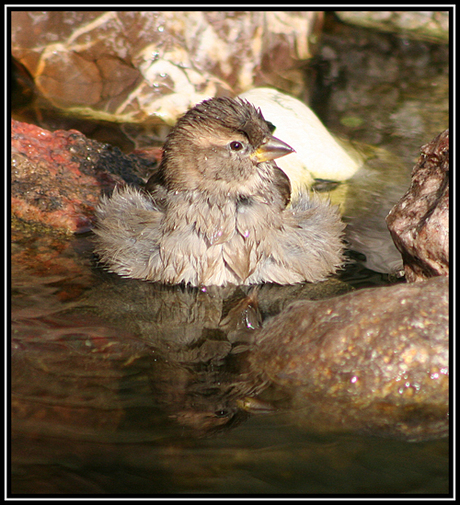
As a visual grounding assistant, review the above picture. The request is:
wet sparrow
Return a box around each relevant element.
[94,97,344,286]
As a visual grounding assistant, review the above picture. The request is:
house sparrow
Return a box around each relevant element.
[94,97,345,286]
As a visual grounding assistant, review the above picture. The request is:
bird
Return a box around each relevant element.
[94,96,345,287]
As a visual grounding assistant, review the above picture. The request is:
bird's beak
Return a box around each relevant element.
[236,397,277,413]
[250,135,295,163]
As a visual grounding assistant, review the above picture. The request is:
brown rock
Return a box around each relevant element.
[250,276,448,440]
[11,11,322,124]
[385,129,449,282]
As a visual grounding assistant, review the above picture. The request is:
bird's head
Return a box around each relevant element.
[155,97,294,204]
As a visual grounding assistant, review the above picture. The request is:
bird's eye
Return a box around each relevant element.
[230,141,244,151]
[215,409,230,418]
[265,120,276,133]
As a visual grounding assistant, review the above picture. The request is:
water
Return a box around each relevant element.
[10,249,450,494]
[10,21,449,496]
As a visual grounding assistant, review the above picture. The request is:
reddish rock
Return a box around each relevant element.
[11,120,158,233]
[386,129,449,282]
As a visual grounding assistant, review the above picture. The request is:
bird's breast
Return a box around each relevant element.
[160,191,286,285]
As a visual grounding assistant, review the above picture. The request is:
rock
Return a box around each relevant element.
[239,87,362,191]
[11,120,158,233]
[335,11,449,44]
[386,129,449,282]
[12,11,322,125]
[249,276,448,440]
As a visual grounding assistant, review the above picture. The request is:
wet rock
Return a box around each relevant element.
[11,120,158,233]
[12,11,322,125]
[249,276,448,441]
[335,11,449,44]
[386,129,449,282]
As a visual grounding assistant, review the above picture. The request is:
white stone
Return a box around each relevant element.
[239,87,362,194]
